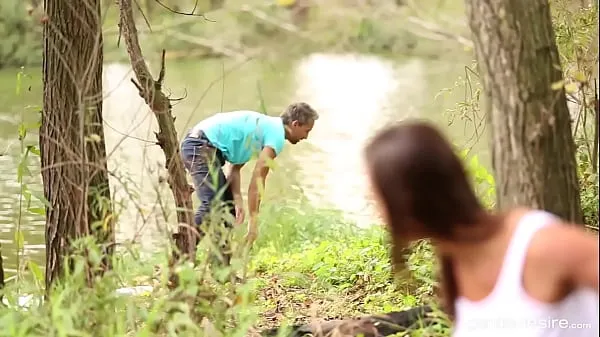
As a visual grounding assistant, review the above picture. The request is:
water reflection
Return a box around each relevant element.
[102,63,173,251]
[293,54,427,227]
[0,148,46,274]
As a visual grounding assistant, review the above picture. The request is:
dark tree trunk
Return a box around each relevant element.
[465,0,584,223]
[41,0,114,290]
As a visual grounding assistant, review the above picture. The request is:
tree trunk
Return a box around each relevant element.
[41,0,114,290]
[465,0,584,223]
[118,0,197,287]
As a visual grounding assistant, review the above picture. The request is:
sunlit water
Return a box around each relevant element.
[292,54,427,227]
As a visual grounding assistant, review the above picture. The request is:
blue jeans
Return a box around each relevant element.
[180,131,235,264]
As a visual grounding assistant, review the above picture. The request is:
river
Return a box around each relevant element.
[0,52,489,276]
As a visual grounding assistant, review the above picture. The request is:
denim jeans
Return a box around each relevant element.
[180,131,235,265]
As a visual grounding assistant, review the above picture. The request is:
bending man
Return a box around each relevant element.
[180,102,319,263]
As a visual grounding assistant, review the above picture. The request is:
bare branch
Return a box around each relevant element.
[157,49,166,86]
[154,0,214,21]
[162,30,247,60]
[406,16,473,48]
[133,0,153,32]
[117,0,198,284]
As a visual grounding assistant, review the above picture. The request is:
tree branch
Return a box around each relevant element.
[406,16,473,48]
[117,0,198,286]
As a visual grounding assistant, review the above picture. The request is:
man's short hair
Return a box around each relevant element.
[281,102,319,125]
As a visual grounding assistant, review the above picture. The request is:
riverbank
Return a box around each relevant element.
[0,203,449,337]
[0,150,493,336]
[1,50,481,276]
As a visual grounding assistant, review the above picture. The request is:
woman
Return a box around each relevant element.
[363,120,598,336]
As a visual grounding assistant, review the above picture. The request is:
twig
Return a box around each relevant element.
[406,16,473,48]
[163,30,247,60]
[239,5,312,40]
[154,0,213,21]
[104,15,196,34]
[133,0,153,33]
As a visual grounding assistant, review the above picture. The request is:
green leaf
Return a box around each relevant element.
[28,207,45,216]
[551,80,564,90]
[564,82,579,93]
[31,190,51,207]
[18,123,26,139]
[85,134,102,143]
[14,230,25,250]
[23,188,32,208]
[17,160,31,181]
[573,70,587,83]
[27,145,40,156]
[27,261,44,282]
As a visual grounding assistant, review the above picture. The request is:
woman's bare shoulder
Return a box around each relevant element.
[528,218,598,291]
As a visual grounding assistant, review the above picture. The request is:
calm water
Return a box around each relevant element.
[0,52,489,276]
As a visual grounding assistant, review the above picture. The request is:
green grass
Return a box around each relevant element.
[0,198,448,337]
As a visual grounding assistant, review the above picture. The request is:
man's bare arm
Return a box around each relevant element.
[247,147,277,223]
[228,163,244,203]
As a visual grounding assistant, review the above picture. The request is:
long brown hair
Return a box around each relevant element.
[364,120,496,319]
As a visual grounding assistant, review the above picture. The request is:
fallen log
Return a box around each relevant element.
[261,305,441,337]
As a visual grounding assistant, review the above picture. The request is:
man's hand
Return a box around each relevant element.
[228,164,245,225]
[246,147,277,247]
[234,197,245,225]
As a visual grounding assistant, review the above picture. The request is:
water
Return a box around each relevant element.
[0,52,489,276]
[293,54,428,227]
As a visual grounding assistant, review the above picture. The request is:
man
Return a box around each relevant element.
[180,102,319,262]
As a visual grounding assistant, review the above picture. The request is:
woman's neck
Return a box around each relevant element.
[434,210,509,261]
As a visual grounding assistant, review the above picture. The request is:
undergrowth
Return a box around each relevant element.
[0,199,452,337]
[0,143,492,336]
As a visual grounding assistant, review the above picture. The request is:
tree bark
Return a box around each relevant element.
[117,0,197,285]
[465,0,583,223]
[41,0,114,290]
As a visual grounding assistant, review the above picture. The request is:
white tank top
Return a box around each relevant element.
[452,210,599,337]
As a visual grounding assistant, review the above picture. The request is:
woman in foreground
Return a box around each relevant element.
[364,120,599,337]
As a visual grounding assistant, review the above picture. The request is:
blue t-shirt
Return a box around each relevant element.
[192,110,286,165]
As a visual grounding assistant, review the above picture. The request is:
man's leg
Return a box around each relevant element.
[218,177,237,266]
[180,136,235,266]
[181,137,223,238]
